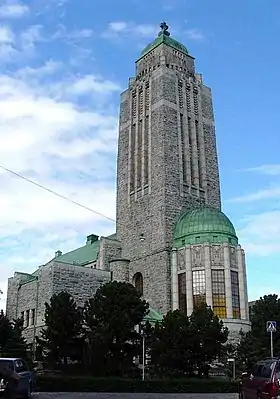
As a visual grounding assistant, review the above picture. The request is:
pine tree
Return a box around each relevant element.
[37,291,83,365]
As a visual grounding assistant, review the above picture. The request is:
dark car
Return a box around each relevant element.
[240,358,280,399]
[0,358,34,398]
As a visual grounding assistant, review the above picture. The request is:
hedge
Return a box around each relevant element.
[34,375,239,393]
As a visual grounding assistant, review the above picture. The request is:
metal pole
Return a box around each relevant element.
[233,360,236,380]
[271,331,274,358]
[142,335,145,381]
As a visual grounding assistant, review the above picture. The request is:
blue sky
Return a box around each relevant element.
[0,0,279,305]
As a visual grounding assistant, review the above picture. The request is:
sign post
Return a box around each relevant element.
[266,321,277,358]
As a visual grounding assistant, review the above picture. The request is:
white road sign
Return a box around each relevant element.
[266,321,277,333]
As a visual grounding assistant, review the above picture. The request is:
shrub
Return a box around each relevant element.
[34,375,239,393]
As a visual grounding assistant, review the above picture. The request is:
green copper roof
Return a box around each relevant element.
[143,308,163,323]
[173,206,238,248]
[140,21,188,59]
[56,236,100,266]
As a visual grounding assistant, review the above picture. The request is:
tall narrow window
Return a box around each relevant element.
[132,91,137,119]
[144,115,149,186]
[193,270,206,308]
[137,120,143,189]
[195,120,202,188]
[193,87,199,115]
[31,309,35,326]
[180,113,186,182]
[138,87,143,116]
[130,124,136,192]
[188,117,194,186]
[212,269,227,318]
[26,310,30,327]
[231,271,241,318]
[178,272,187,313]
[145,81,150,114]
[133,272,143,296]
[186,84,191,112]
[178,81,183,108]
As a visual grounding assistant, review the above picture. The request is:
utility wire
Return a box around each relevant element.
[0,164,116,223]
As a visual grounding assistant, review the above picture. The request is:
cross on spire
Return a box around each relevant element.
[159,21,170,36]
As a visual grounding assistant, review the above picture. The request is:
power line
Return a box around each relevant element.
[0,164,116,223]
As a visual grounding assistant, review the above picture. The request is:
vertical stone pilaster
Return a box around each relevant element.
[171,249,179,310]
[204,244,213,307]
[237,245,247,320]
[185,245,193,315]
[223,243,233,318]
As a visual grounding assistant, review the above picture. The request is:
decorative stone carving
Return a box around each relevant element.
[178,249,185,271]
[210,245,224,266]
[191,246,203,267]
[230,246,237,269]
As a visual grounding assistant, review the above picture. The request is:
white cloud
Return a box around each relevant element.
[0,19,120,309]
[230,185,280,203]
[103,21,158,39]
[0,26,14,43]
[237,210,280,256]
[243,164,280,176]
[0,2,29,19]
[52,25,94,41]
[185,28,205,41]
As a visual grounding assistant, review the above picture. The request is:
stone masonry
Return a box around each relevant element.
[116,35,221,315]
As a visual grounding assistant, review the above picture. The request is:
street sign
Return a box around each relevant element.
[266,321,277,333]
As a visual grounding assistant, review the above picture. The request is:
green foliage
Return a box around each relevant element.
[36,291,83,365]
[34,375,239,393]
[84,281,149,376]
[149,304,228,377]
[190,303,228,375]
[0,310,29,359]
[236,294,280,369]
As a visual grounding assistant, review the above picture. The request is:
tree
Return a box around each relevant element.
[0,311,29,359]
[236,294,280,368]
[149,310,194,377]
[189,303,228,377]
[37,291,83,365]
[84,281,149,376]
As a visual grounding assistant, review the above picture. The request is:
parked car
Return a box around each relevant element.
[0,358,34,398]
[239,358,280,399]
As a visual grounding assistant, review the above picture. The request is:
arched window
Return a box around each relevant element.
[133,272,143,296]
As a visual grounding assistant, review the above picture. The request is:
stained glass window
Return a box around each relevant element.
[178,272,187,313]
[212,269,227,318]
[231,271,241,318]
[193,270,206,308]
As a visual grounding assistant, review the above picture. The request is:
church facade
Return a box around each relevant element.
[6,23,251,346]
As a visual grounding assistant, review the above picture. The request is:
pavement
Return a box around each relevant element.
[32,394,239,399]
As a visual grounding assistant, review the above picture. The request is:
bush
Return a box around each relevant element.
[34,375,239,393]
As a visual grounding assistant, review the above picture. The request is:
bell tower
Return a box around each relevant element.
[116,22,221,313]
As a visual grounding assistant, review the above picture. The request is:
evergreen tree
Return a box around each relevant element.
[84,281,149,376]
[37,291,83,365]
[0,311,29,359]
[190,303,228,376]
[149,310,194,376]
[236,294,280,368]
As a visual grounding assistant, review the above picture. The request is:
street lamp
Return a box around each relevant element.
[136,323,145,380]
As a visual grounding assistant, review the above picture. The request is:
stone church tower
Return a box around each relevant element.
[116,22,250,337]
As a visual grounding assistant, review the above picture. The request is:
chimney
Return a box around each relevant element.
[55,250,62,258]
[86,234,99,245]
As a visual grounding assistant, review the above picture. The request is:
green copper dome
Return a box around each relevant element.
[173,207,238,248]
[139,22,188,59]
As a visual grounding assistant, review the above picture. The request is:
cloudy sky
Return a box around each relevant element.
[0,0,279,307]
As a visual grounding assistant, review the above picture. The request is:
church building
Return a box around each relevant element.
[6,22,251,346]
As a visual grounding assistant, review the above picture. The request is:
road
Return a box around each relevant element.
[32,394,238,399]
